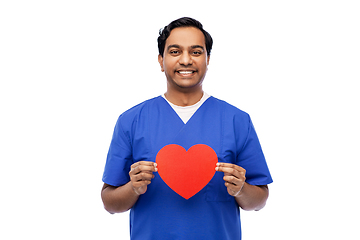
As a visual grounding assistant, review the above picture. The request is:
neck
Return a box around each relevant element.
[164,89,204,107]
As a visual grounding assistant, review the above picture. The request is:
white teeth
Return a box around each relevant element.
[178,71,194,74]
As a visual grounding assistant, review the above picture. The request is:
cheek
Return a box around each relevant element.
[163,66,174,76]
[163,59,175,72]
[197,58,209,71]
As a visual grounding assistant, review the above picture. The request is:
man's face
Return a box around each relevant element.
[158,27,210,92]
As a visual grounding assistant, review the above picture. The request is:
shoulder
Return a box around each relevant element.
[112,96,163,139]
[118,96,162,123]
[209,97,253,136]
[210,96,250,120]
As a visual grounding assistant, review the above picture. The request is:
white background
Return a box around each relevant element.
[1,0,359,239]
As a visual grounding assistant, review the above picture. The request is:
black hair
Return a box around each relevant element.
[157,17,213,57]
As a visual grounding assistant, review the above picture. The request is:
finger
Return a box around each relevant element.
[130,171,155,182]
[134,164,157,173]
[223,175,243,186]
[216,162,245,172]
[223,176,245,190]
[224,181,241,192]
[130,162,158,175]
[131,161,157,169]
[132,179,152,188]
[216,166,245,179]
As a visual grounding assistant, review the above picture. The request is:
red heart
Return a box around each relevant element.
[156,144,218,199]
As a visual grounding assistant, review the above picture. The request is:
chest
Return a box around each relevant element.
[129,98,239,165]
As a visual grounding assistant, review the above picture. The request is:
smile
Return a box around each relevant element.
[178,71,194,74]
[176,70,196,75]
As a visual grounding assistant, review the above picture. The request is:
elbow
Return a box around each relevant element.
[238,184,269,211]
[103,204,130,214]
[101,187,119,214]
[103,204,126,214]
[240,202,266,211]
[240,199,267,211]
[101,197,117,214]
[101,194,115,214]
[254,185,269,211]
[103,206,115,214]
[101,194,125,214]
[101,182,136,214]
[101,190,130,214]
[254,199,267,211]
[102,199,131,214]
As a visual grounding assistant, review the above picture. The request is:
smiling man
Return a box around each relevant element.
[101,17,273,240]
[158,26,210,105]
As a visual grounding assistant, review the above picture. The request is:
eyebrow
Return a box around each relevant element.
[190,45,205,50]
[167,44,205,51]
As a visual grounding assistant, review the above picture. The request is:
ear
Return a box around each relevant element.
[158,54,164,72]
[206,54,210,65]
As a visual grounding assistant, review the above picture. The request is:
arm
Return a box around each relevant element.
[101,182,140,214]
[101,161,157,214]
[235,183,268,211]
[215,162,269,211]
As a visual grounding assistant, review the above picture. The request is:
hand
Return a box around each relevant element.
[129,161,158,196]
[215,162,246,197]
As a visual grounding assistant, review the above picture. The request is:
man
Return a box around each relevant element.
[101,17,272,240]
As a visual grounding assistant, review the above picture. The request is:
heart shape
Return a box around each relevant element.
[156,144,218,199]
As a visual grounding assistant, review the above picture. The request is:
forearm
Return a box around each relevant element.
[235,183,269,211]
[101,182,139,214]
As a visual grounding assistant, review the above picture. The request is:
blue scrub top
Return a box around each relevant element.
[103,96,273,240]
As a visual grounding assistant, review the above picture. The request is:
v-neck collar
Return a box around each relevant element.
[159,95,213,126]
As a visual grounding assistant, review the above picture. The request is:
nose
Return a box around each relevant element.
[179,51,193,66]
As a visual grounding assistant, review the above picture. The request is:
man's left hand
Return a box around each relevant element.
[215,162,246,197]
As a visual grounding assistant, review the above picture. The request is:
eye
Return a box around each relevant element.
[169,49,180,55]
[192,50,203,56]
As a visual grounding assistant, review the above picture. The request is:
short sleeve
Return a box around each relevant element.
[236,117,273,186]
[102,116,133,187]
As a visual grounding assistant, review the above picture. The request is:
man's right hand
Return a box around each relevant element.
[129,161,158,195]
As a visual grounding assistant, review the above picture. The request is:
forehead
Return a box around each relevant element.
[166,27,206,48]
